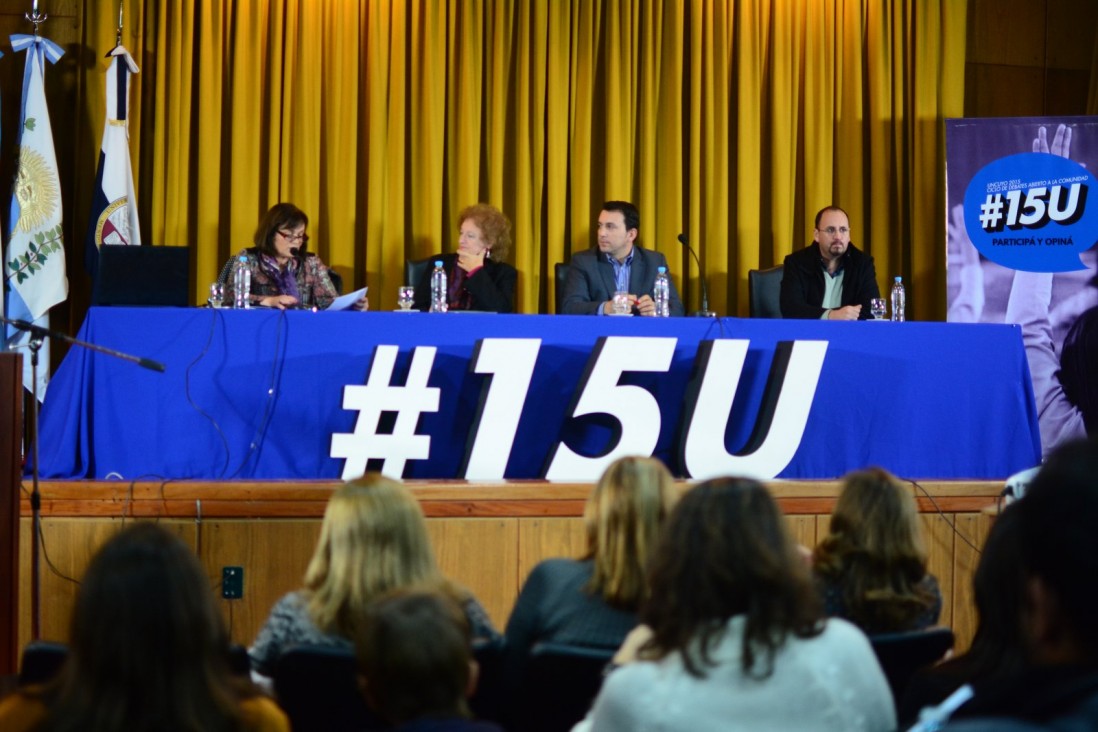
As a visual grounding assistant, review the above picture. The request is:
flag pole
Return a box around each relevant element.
[25,0,46,40]
[16,0,53,642]
[116,0,123,48]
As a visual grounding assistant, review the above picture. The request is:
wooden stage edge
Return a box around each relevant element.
[22,479,1005,519]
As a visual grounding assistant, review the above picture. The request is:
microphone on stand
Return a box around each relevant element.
[678,233,716,317]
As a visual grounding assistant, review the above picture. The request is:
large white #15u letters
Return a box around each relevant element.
[331,336,828,482]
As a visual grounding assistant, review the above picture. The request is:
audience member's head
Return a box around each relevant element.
[640,477,821,679]
[305,474,443,636]
[813,467,936,631]
[1016,436,1098,665]
[1059,306,1098,433]
[961,503,1027,677]
[44,522,252,730]
[355,589,475,725]
[582,456,677,610]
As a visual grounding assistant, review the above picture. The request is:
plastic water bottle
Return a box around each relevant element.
[430,260,448,313]
[890,276,905,322]
[654,266,671,317]
[233,255,251,309]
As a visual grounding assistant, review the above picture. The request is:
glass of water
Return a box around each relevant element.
[398,285,415,310]
[612,290,631,315]
[870,298,887,320]
[208,282,224,308]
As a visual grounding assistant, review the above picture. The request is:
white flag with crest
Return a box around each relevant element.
[3,34,67,400]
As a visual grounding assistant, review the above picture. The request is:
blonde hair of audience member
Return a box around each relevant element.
[812,467,937,631]
[304,474,446,637]
[354,589,477,725]
[582,456,677,610]
[640,477,823,678]
[26,523,283,732]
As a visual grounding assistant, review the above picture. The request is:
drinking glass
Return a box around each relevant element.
[612,290,631,315]
[208,283,224,308]
[398,285,415,311]
[870,298,887,320]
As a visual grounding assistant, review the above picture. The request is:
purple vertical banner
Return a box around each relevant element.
[946,117,1098,457]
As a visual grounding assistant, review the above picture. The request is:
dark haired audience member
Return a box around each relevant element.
[812,468,941,633]
[938,437,1098,730]
[353,590,502,731]
[0,523,288,732]
[899,505,1026,726]
[576,477,895,731]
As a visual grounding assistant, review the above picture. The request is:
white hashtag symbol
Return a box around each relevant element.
[331,345,440,480]
[979,193,1004,230]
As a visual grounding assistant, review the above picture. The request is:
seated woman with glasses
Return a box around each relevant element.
[221,202,368,310]
[412,203,517,313]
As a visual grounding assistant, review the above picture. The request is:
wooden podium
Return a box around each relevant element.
[1,352,22,675]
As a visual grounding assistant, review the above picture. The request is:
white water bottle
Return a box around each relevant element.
[233,255,251,309]
[430,260,448,313]
[890,276,905,322]
[654,266,671,317]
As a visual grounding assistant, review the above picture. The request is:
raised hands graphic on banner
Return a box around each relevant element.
[1033,124,1073,159]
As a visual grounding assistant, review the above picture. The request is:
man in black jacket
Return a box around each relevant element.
[779,206,880,320]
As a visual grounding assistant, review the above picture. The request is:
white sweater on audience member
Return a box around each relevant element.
[573,615,896,732]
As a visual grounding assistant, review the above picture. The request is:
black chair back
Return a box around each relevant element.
[19,641,69,686]
[515,642,614,732]
[467,638,506,724]
[404,257,435,293]
[272,644,385,732]
[328,269,345,295]
[748,264,784,318]
[554,263,570,313]
[870,627,955,710]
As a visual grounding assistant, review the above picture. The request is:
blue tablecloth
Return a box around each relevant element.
[33,308,1041,481]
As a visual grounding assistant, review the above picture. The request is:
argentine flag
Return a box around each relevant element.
[3,35,67,400]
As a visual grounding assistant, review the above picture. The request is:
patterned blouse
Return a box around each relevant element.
[248,590,500,677]
[222,249,339,309]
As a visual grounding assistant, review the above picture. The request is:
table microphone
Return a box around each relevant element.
[678,233,716,317]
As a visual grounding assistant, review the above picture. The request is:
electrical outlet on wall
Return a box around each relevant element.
[222,566,243,599]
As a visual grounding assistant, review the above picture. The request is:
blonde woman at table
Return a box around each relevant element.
[248,474,499,686]
[221,202,368,311]
[413,203,517,313]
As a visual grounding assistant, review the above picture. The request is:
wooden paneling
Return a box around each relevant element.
[965,0,1098,118]
[427,518,519,630]
[17,481,999,656]
[967,0,1047,67]
[517,517,588,590]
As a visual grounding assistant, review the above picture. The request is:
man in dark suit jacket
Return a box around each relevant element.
[780,205,881,320]
[561,200,685,316]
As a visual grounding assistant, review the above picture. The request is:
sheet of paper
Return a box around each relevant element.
[326,286,368,311]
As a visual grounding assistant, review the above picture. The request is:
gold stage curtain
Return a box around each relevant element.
[82,0,965,318]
